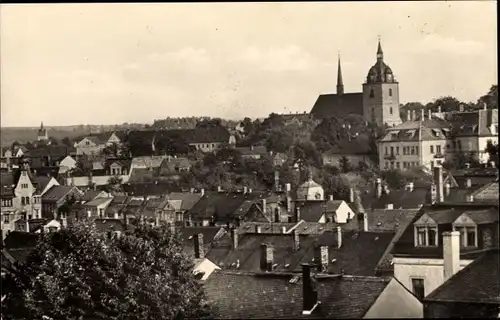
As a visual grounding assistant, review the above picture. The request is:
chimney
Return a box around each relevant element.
[261,199,267,214]
[406,111,411,122]
[286,195,292,213]
[408,182,414,192]
[301,264,319,315]
[433,166,444,203]
[281,226,287,233]
[274,171,280,192]
[412,110,416,121]
[25,212,30,233]
[443,231,460,281]
[437,105,442,113]
[231,228,238,249]
[260,244,274,272]
[285,183,291,192]
[358,212,368,232]
[445,182,451,197]
[292,229,300,252]
[428,109,432,120]
[335,226,342,249]
[295,206,301,222]
[465,177,472,188]
[255,225,262,234]
[349,188,355,203]
[243,186,248,194]
[314,245,329,272]
[430,183,437,204]
[200,188,205,196]
[490,161,496,168]
[194,233,205,259]
[375,178,382,198]
[420,109,425,120]
[328,195,334,201]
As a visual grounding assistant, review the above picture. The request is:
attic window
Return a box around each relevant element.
[406,130,416,138]
[431,129,441,137]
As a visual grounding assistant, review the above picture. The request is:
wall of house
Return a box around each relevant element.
[59,156,77,171]
[420,140,447,169]
[13,171,40,218]
[378,141,421,170]
[193,258,221,281]
[393,257,473,297]
[335,202,354,224]
[323,154,370,168]
[189,142,224,153]
[107,133,122,146]
[364,278,423,319]
[76,138,105,155]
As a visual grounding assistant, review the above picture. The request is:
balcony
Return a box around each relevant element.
[384,154,396,160]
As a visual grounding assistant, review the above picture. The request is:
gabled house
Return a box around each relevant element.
[24,145,73,170]
[234,146,269,160]
[58,155,77,176]
[391,202,499,299]
[130,155,167,171]
[82,197,114,219]
[41,185,83,225]
[163,192,204,225]
[65,158,132,187]
[293,199,356,224]
[158,156,192,175]
[204,267,423,319]
[271,152,288,167]
[423,249,500,318]
[75,131,126,156]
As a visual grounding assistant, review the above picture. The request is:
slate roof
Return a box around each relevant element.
[82,197,112,207]
[41,185,78,202]
[380,118,451,142]
[424,249,500,304]
[323,134,372,155]
[167,192,203,211]
[361,187,428,210]
[294,200,351,222]
[204,270,391,319]
[35,176,52,194]
[310,93,364,120]
[238,221,360,235]
[159,157,192,172]
[25,145,70,160]
[188,191,267,221]
[368,209,420,232]
[392,203,500,259]
[448,109,498,137]
[81,190,106,202]
[472,180,499,203]
[299,230,396,276]
[94,218,127,233]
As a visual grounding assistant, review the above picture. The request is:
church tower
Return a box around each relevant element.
[336,54,344,95]
[37,122,48,141]
[362,39,401,127]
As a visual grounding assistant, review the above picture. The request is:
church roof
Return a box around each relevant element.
[310,92,363,120]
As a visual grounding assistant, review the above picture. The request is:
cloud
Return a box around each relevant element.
[415,34,486,56]
[235,45,315,72]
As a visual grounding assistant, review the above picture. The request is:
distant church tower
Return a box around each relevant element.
[336,54,344,95]
[362,38,401,127]
[37,122,48,141]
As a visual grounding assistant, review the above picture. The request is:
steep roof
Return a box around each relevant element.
[42,185,78,202]
[472,180,499,203]
[3,231,41,249]
[204,270,391,319]
[380,118,451,142]
[310,93,364,119]
[167,192,203,211]
[188,191,267,220]
[392,203,499,258]
[424,249,500,304]
[122,182,181,197]
[294,200,352,222]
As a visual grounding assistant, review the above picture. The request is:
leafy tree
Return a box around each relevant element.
[107,176,124,192]
[1,222,212,320]
[478,84,498,109]
[196,118,223,129]
[292,142,321,167]
[381,169,407,189]
[265,130,294,153]
[61,137,72,147]
[338,156,352,173]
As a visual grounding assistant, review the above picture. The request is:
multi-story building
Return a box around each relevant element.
[378,108,499,170]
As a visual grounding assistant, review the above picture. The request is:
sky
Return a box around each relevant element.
[0,2,497,127]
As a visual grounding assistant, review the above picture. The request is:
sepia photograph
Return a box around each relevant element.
[0,2,498,319]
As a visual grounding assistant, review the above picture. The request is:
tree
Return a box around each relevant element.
[265,130,294,153]
[338,156,352,173]
[485,140,499,166]
[478,84,498,109]
[108,175,124,192]
[61,137,72,147]
[1,222,212,320]
[381,169,407,189]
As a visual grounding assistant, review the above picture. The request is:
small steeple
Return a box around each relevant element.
[40,121,44,130]
[377,36,384,61]
[336,53,344,95]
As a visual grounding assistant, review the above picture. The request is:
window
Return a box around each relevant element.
[452,141,457,149]
[3,214,9,224]
[457,140,462,150]
[415,225,438,247]
[415,146,419,155]
[274,208,280,222]
[436,145,441,154]
[390,107,393,115]
[26,197,30,205]
[390,147,394,156]
[99,209,104,218]
[430,145,434,154]
[369,89,374,98]
[396,162,400,169]
[389,88,393,97]
[384,162,389,169]
[411,278,425,300]
[411,147,415,155]
[403,162,407,168]
[21,197,25,205]
[396,147,400,155]
[385,147,388,155]
[454,226,477,247]
[176,212,183,222]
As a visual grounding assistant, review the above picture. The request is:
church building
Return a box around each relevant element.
[310,39,402,127]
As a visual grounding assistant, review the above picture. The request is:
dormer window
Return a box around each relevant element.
[452,213,478,248]
[414,214,438,247]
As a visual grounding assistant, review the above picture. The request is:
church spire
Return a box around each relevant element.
[336,53,344,95]
[40,121,44,130]
[377,36,384,61]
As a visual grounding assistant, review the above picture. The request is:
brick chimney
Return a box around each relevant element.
[292,229,300,252]
[285,183,291,193]
[349,188,354,203]
[328,194,334,201]
[465,178,472,188]
[433,166,444,203]
[295,206,301,222]
[301,264,319,315]
[260,244,274,272]
[375,178,382,199]
[231,228,238,249]
[261,199,267,214]
[443,231,460,281]
[314,245,329,272]
[335,226,342,249]
[429,183,437,204]
[194,233,204,259]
